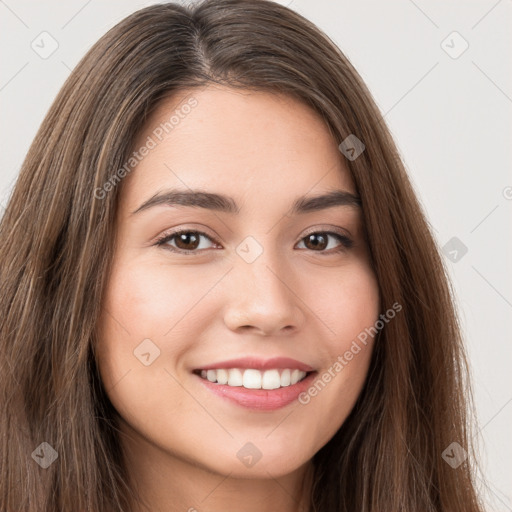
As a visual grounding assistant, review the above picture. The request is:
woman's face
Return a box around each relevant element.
[96,85,380,483]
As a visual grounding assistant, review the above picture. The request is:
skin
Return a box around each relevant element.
[96,84,380,512]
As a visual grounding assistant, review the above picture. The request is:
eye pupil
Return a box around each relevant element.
[176,232,200,250]
[305,233,327,251]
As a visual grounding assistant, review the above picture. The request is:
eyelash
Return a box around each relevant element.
[154,228,354,255]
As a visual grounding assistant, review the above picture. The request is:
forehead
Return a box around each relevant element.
[123,85,356,211]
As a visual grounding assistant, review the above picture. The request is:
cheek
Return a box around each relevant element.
[94,259,198,428]
[102,258,216,337]
[95,257,220,390]
[294,262,380,442]
[324,261,380,385]
[313,260,380,343]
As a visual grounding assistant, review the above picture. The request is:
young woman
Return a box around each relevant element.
[0,1,485,510]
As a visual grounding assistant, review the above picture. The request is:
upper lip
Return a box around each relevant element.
[195,357,314,372]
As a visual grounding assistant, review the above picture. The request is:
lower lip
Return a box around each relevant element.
[195,371,317,411]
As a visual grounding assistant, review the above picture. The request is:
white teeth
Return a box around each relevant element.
[243,369,262,389]
[280,369,291,386]
[228,368,243,387]
[216,368,229,385]
[262,369,281,390]
[290,369,302,385]
[198,368,308,389]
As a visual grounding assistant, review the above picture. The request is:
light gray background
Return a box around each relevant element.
[1,0,510,509]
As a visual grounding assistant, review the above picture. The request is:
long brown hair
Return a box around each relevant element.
[0,1,484,510]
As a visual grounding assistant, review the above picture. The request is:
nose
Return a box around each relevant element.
[223,247,306,336]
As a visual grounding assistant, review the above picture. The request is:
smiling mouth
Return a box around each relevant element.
[193,368,313,390]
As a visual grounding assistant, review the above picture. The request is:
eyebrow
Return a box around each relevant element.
[130,188,362,216]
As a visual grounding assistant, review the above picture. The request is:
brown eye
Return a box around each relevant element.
[155,230,217,254]
[303,233,329,251]
[174,232,201,251]
[297,231,353,253]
